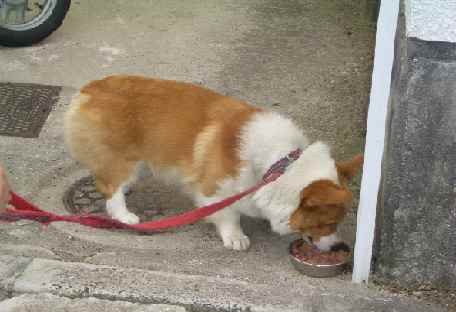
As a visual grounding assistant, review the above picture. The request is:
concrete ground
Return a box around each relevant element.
[0,0,450,311]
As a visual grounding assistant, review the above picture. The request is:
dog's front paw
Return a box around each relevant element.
[115,211,140,224]
[222,233,251,251]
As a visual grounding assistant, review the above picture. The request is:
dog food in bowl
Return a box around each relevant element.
[289,239,351,277]
[291,240,350,265]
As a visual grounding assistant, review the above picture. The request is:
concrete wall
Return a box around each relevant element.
[405,0,456,42]
[375,0,456,290]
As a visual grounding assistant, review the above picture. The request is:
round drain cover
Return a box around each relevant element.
[63,176,105,215]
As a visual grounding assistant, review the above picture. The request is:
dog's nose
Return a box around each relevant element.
[330,242,350,252]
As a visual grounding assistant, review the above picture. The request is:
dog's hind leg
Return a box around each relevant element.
[106,184,139,224]
[94,158,140,224]
[64,93,141,224]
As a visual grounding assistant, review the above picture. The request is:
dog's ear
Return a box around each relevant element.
[336,154,363,182]
[301,180,352,207]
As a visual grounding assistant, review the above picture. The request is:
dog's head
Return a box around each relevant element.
[289,154,363,251]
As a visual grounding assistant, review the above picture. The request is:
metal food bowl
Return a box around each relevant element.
[289,239,350,278]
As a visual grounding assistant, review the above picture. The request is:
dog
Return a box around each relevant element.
[64,75,363,251]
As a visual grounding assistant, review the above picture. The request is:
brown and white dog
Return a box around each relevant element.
[64,75,362,251]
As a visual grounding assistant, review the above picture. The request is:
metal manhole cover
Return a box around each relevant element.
[0,82,61,138]
[63,176,106,215]
[63,176,194,223]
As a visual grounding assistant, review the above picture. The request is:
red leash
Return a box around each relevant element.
[1,149,302,232]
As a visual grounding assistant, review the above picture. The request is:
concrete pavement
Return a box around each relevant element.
[0,0,451,311]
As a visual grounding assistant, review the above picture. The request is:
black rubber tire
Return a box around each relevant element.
[0,0,70,47]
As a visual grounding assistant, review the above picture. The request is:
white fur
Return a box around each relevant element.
[106,184,139,224]
[314,233,340,252]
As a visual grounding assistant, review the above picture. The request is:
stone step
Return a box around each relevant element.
[0,293,185,312]
[3,256,449,312]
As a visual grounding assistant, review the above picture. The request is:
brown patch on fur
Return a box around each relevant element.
[336,154,363,185]
[66,75,262,198]
[289,180,353,241]
[194,104,260,196]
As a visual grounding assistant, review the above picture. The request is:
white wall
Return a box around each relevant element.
[405,0,456,42]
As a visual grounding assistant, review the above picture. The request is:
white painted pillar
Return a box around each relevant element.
[352,0,400,284]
